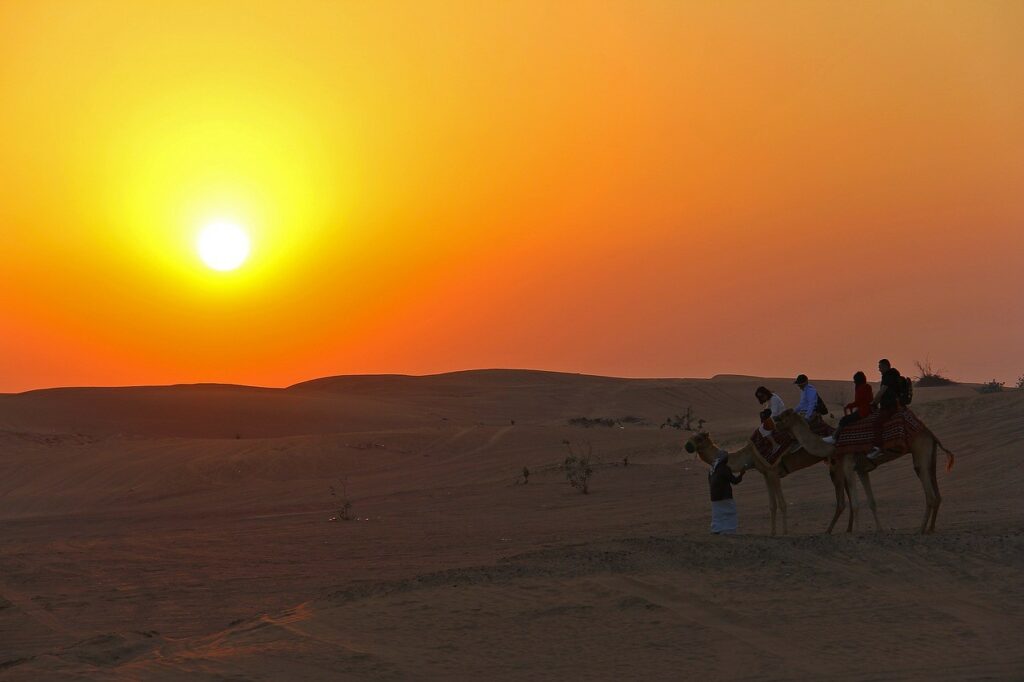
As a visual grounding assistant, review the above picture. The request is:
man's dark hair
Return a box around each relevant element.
[853,371,867,384]
[878,358,891,369]
[755,386,771,400]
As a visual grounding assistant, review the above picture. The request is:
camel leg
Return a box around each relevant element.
[842,455,860,533]
[763,475,778,536]
[845,478,855,533]
[826,460,846,534]
[839,460,856,534]
[927,440,942,534]
[774,477,789,536]
[912,445,939,535]
[857,469,883,532]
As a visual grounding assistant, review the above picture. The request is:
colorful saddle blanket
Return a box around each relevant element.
[750,427,794,465]
[834,408,925,459]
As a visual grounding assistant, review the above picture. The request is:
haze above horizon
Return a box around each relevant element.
[2,1,1021,393]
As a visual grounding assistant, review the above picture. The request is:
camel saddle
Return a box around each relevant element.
[751,415,834,466]
[834,408,925,459]
[750,427,796,466]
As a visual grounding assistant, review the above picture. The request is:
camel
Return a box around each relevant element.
[684,432,848,536]
[773,408,955,534]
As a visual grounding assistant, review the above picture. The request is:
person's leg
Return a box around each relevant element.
[872,410,885,447]
[827,411,851,444]
[868,408,892,458]
[826,413,856,444]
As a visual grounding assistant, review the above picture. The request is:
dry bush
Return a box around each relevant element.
[914,358,956,387]
[660,406,706,431]
[329,481,354,521]
[978,379,1004,394]
[562,441,594,494]
[568,417,616,428]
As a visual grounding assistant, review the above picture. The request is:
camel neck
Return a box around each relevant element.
[784,419,832,458]
[700,442,752,473]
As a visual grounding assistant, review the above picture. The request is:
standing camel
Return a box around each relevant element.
[685,432,849,536]
[774,408,955,534]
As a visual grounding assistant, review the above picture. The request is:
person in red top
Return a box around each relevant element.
[823,371,873,445]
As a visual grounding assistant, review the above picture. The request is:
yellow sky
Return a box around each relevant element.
[1,1,1022,391]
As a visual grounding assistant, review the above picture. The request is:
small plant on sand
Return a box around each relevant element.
[1016,375,1024,390]
[520,466,530,484]
[329,481,354,521]
[978,379,1004,394]
[660,407,705,431]
[914,358,956,387]
[568,416,616,428]
[562,441,594,494]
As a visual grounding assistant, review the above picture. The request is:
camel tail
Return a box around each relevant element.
[934,437,955,473]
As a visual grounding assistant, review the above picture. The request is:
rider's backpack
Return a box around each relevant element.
[898,376,914,406]
[815,394,830,415]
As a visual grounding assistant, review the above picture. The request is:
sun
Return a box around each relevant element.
[197,220,251,271]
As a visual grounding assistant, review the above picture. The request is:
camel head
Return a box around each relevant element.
[684,431,716,462]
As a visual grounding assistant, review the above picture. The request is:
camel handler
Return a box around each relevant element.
[708,450,744,534]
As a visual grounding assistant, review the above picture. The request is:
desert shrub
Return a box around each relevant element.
[329,482,354,521]
[978,379,1004,394]
[1016,375,1024,389]
[568,417,616,428]
[914,358,956,387]
[562,441,594,494]
[660,406,705,431]
[568,415,648,428]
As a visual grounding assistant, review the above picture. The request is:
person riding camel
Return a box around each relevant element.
[793,374,820,421]
[754,386,785,426]
[823,370,873,445]
[754,386,786,450]
[867,358,902,459]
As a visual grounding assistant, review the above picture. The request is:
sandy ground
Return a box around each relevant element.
[0,370,1021,680]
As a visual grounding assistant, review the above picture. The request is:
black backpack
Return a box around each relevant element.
[898,376,914,406]
[815,394,830,415]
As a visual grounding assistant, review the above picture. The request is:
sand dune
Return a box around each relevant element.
[0,371,1020,679]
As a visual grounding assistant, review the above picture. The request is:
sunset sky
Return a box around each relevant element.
[1,1,1022,392]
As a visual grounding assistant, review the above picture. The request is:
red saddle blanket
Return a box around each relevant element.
[834,408,925,458]
[750,428,794,465]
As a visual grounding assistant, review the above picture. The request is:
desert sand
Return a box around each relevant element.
[0,370,1021,680]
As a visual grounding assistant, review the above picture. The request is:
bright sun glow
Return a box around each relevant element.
[197,221,251,271]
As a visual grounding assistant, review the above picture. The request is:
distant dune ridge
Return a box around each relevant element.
[0,370,1021,679]
[0,369,984,438]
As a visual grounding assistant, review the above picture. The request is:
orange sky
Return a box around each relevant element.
[1,1,1022,392]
